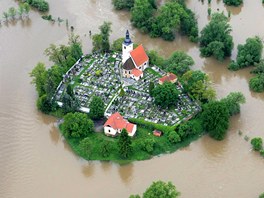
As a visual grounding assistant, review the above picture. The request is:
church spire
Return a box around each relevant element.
[124,30,132,45]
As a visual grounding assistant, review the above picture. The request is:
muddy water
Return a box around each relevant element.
[1,0,264,198]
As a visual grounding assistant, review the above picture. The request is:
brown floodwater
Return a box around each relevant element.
[1,0,264,197]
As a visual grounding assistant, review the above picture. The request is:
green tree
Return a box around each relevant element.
[118,128,133,158]
[100,141,112,157]
[229,36,263,70]
[36,94,52,113]
[89,96,105,120]
[69,34,83,60]
[167,131,181,144]
[23,3,30,17]
[140,139,155,153]
[62,112,94,138]
[149,81,155,96]
[164,51,194,76]
[131,0,153,32]
[143,181,180,198]
[147,50,164,67]
[111,37,124,52]
[92,34,103,52]
[29,62,47,97]
[112,0,135,10]
[8,7,17,20]
[152,82,179,108]
[3,12,9,22]
[201,101,230,140]
[151,2,186,40]
[61,92,80,114]
[249,75,264,92]
[251,137,263,151]
[129,195,141,198]
[80,137,93,157]
[200,13,233,61]
[179,5,199,42]
[220,92,246,116]
[99,21,112,52]
[181,70,216,102]
[18,4,25,19]
[223,0,243,6]
[178,119,203,139]
[259,192,264,198]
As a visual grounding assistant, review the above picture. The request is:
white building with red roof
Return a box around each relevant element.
[122,30,149,81]
[103,112,137,137]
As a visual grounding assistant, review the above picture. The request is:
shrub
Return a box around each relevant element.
[251,137,263,151]
[140,139,155,153]
[26,0,49,12]
[167,131,181,144]
[260,150,264,157]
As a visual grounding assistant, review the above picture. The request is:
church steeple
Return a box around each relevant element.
[122,30,134,63]
[124,30,132,46]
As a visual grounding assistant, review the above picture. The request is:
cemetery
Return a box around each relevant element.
[54,51,200,126]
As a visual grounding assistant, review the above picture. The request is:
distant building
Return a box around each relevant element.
[104,112,137,137]
[159,73,177,85]
[122,30,149,81]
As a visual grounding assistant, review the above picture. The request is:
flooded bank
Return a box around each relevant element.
[0,0,264,197]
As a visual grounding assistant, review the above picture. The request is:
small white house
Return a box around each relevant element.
[104,112,137,137]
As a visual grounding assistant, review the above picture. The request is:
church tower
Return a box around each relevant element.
[122,30,133,64]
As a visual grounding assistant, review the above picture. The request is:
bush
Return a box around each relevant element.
[36,94,52,113]
[62,112,94,138]
[251,137,263,151]
[26,0,49,12]
[140,139,155,153]
[223,0,243,6]
[260,150,264,157]
[167,131,181,144]
[259,192,264,198]
[249,75,264,92]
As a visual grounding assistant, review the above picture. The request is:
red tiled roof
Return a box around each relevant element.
[131,68,143,77]
[104,112,135,134]
[159,73,177,83]
[130,44,148,67]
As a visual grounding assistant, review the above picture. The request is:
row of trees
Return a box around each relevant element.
[113,0,198,42]
[201,92,245,140]
[20,0,49,12]
[2,4,30,23]
[30,34,83,114]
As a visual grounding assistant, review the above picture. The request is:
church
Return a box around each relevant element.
[122,30,149,81]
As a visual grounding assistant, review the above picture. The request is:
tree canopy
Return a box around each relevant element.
[229,36,263,70]
[220,92,246,116]
[201,101,230,140]
[249,60,264,92]
[143,180,180,198]
[152,82,179,108]
[118,128,133,158]
[89,96,105,120]
[62,112,94,138]
[181,70,216,102]
[92,21,112,52]
[164,51,194,76]
[200,13,233,61]
[223,0,243,6]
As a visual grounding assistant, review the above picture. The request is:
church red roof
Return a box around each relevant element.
[130,44,148,67]
[104,112,135,133]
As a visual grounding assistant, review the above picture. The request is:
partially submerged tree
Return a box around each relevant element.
[201,101,229,140]
[200,13,233,61]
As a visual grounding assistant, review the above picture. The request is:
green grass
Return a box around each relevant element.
[59,121,204,164]
[145,67,163,77]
